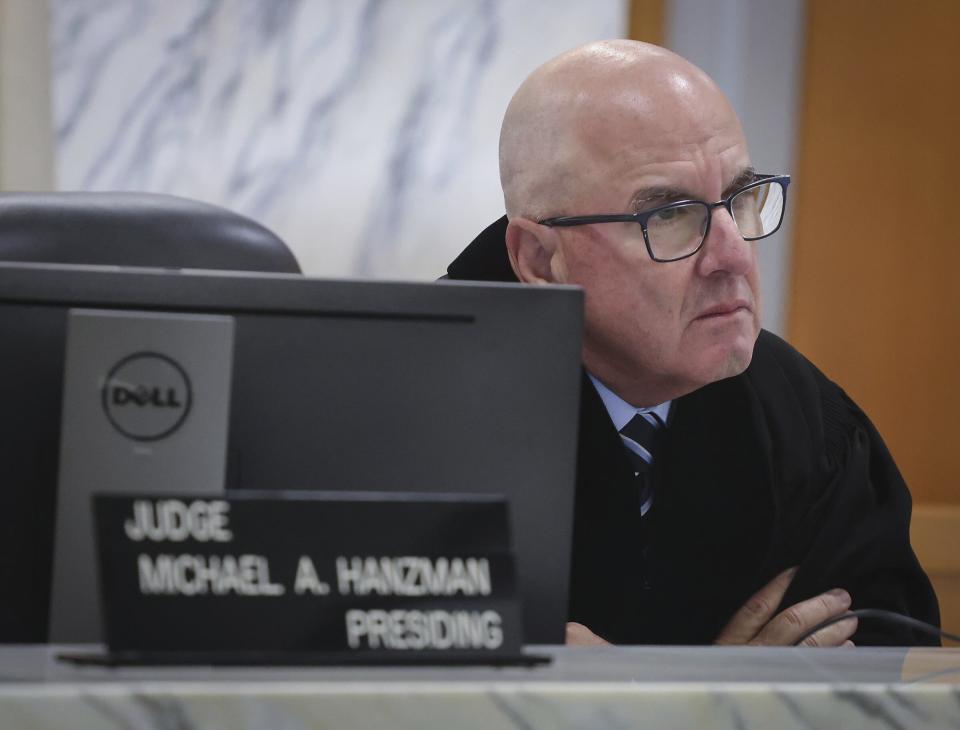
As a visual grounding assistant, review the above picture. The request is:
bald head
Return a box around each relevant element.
[499,40,742,219]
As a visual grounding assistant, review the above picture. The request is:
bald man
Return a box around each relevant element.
[446,41,939,646]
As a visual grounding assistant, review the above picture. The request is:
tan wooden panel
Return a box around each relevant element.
[628,0,664,46]
[901,645,960,681]
[789,0,960,503]
[927,578,960,643]
[911,504,960,573]
[912,505,960,637]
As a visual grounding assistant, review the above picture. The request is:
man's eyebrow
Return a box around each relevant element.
[630,186,690,210]
[723,166,758,195]
[629,167,758,211]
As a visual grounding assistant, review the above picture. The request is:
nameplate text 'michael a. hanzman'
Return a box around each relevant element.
[91,492,530,665]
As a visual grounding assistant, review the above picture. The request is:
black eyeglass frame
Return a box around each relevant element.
[537,173,791,263]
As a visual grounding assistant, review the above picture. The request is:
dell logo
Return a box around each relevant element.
[102,352,193,441]
[111,385,184,408]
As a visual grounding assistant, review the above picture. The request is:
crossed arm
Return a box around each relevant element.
[566,567,859,647]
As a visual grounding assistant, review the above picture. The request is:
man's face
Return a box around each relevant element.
[546,86,762,405]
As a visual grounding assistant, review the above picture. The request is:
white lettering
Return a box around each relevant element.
[216,555,242,595]
[294,556,329,595]
[247,555,285,596]
[343,609,504,651]
[135,553,284,596]
[336,556,362,595]
[345,609,367,648]
[335,556,492,597]
[137,553,175,593]
[123,500,233,543]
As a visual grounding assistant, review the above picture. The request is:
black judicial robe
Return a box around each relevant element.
[447,216,940,646]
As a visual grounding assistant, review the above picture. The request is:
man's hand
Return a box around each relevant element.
[565,621,611,646]
[565,567,857,647]
[714,567,858,647]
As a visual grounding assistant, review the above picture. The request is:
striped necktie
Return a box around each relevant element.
[618,411,665,516]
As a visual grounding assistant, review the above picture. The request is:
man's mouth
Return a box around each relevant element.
[696,301,751,320]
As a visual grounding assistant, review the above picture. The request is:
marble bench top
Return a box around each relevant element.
[2,645,959,729]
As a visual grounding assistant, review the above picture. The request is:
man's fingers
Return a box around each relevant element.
[755,588,853,646]
[715,566,797,645]
[797,615,859,647]
[565,622,611,646]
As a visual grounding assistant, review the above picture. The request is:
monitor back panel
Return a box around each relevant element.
[0,264,583,644]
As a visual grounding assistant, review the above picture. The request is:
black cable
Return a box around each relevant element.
[794,608,960,646]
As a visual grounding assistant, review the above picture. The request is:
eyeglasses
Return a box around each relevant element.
[538,174,791,263]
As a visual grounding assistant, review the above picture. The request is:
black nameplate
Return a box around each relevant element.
[92,492,528,664]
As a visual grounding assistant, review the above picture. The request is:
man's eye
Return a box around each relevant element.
[651,206,686,222]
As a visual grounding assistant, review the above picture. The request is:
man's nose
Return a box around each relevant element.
[696,206,754,276]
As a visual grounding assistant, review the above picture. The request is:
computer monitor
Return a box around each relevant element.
[0,262,583,645]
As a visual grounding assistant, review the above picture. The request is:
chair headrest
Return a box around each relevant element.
[0,192,301,274]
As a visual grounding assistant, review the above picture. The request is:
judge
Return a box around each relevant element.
[445,40,939,646]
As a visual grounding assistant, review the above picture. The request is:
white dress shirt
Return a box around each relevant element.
[588,374,671,515]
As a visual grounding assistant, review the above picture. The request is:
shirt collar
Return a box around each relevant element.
[587,373,672,431]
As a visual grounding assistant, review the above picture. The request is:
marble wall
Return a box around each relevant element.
[51,0,626,278]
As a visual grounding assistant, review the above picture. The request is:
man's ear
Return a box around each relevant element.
[505,218,560,284]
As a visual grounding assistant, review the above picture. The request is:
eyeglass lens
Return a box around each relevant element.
[646,180,785,260]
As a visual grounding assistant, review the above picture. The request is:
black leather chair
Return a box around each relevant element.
[0,192,301,272]
[0,192,300,643]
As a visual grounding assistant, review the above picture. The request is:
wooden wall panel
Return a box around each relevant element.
[789,0,960,504]
[628,0,664,46]
[911,505,960,641]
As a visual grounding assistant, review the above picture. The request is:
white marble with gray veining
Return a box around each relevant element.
[2,645,960,729]
[51,0,626,278]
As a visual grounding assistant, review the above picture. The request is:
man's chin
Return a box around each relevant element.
[719,348,754,379]
[698,339,756,384]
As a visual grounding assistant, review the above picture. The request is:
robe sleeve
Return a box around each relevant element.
[770,355,941,646]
